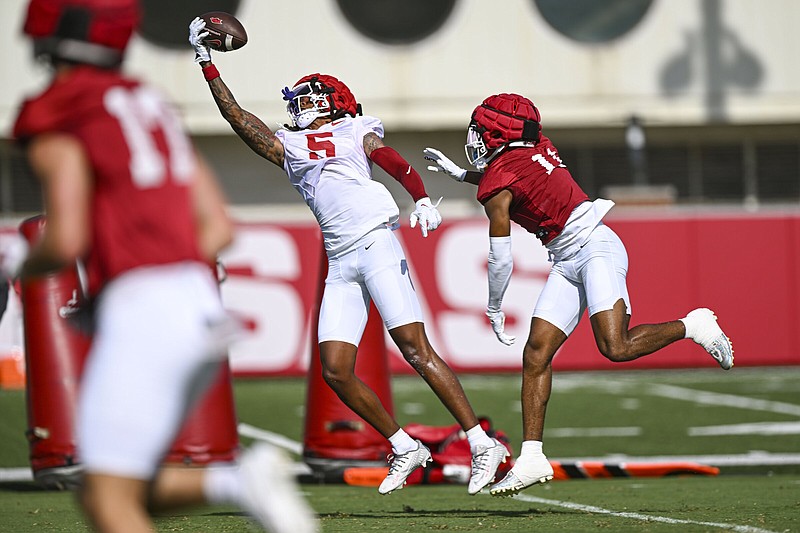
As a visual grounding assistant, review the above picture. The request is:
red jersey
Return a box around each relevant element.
[14,66,202,295]
[476,135,588,244]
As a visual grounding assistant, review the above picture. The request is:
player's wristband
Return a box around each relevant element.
[202,64,220,82]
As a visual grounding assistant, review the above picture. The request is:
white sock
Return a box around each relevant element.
[520,440,544,457]
[203,466,243,505]
[466,424,495,453]
[389,428,418,454]
[680,313,699,340]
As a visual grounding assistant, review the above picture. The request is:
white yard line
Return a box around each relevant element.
[644,383,800,417]
[547,426,641,437]
[555,451,800,466]
[237,423,304,454]
[0,467,32,482]
[5,451,795,481]
[5,417,799,485]
[689,421,800,436]
[513,493,780,533]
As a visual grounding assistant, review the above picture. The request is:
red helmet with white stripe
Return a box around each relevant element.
[465,93,542,170]
[23,0,140,68]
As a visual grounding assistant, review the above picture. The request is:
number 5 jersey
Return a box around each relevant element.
[276,115,400,258]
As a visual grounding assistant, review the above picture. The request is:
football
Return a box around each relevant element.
[200,11,248,52]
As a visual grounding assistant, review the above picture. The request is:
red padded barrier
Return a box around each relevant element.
[303,246,393,467]
[18,216,239,489]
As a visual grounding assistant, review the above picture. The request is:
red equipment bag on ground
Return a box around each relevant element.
[404,417,515,485]
[341,417,514,487]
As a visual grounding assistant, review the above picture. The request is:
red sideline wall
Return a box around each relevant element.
[542,211,800,371]
[2,210,798,375]
[219,210,800,375]
[386,210,800,373]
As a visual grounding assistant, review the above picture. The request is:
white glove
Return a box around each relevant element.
[0,234,29,279]
[423,147,467,182]
[486,309,516,346]
[409,196,442,238]
[189,17,212,63]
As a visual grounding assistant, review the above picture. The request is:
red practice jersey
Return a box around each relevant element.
[14,66,202,295]
[476,135,588,244]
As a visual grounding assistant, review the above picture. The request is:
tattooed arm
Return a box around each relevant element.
[204,68,285,168]
[362,132,385,157]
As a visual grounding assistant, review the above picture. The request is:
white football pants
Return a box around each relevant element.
[318,226,423,345]
[77,262,226,479]
[534,223,632,336]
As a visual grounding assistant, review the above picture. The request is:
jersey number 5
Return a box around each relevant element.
[306,132,336,160]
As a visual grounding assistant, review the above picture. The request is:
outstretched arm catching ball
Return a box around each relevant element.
[189,17,285,169]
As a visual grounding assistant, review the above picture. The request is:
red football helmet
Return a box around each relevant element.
[282,73,361,129]
[23,0,140,68]
[465,93,542,170]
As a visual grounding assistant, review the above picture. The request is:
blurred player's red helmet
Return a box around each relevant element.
[23,0,140,68]
[465,93,542,169]
[282,73,361,129]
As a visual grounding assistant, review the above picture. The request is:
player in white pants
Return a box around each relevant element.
[190,20,509,495]
[424,92,734,497]
[10,2,317,531]
[319,226,423,345]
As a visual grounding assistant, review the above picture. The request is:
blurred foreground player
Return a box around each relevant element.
[424,93,734,496]
[12,1,316,531]
[189,18,508,495]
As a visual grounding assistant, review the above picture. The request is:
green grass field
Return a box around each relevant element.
[2,367,799,532]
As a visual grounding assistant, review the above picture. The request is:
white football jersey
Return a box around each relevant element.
[276,115,400,257]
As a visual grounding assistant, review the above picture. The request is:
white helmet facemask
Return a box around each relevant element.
[284,82,331,129]
[465,125,489,170]
[464,124,508,171]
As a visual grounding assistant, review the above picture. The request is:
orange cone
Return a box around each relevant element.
[0,349,25,389]
[303,246,393,471]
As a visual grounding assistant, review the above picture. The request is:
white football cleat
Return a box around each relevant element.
[468,438,509,495]
[489,454,554,497]
[238,444,318,533]
[378,440,432,494]
[686,308,734,370]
